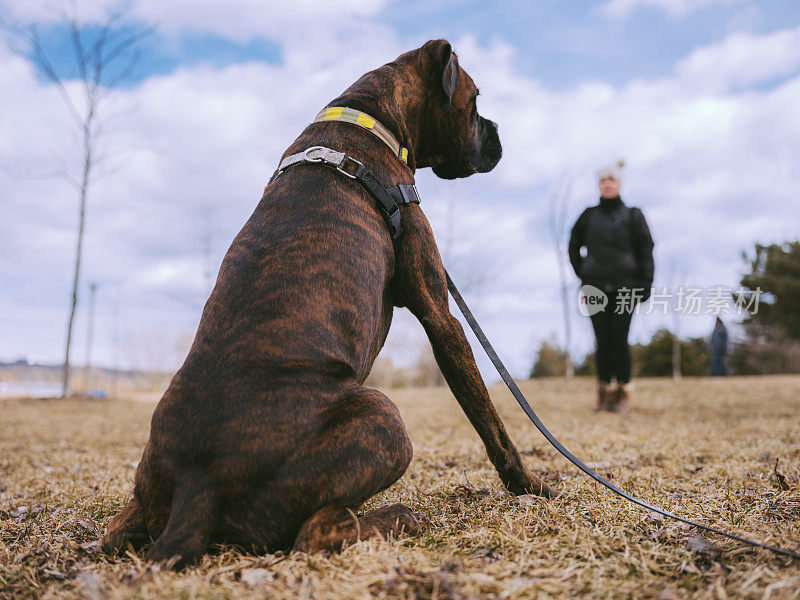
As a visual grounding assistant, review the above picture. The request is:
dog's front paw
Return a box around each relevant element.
[503,471,560,499]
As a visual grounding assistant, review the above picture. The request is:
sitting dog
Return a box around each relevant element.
[102,39,556,569]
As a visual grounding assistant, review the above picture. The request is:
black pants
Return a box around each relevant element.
[590,290,634,384]
[711,351,728,376]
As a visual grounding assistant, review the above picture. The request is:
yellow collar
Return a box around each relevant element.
[313,107,408,164]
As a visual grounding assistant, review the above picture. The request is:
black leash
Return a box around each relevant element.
[445,271,800,561]
[270,141,798,560]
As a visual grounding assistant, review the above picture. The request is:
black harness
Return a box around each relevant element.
[269,145,419,241]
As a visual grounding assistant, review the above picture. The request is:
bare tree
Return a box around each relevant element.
[547,170,578,378]
[3,3,154,397]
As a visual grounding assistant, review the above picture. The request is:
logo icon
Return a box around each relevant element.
[578,284,608,316]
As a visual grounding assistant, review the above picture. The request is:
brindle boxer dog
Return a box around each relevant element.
[101,39,556,569]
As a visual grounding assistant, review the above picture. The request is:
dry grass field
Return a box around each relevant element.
[1,375,798,599]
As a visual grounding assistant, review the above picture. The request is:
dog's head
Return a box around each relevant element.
[414,40,502,179]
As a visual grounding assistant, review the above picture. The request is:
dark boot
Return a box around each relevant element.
[608,383,630,413]
[594,382,611,411]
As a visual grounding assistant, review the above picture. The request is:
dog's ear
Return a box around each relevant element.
[440,44,460,111]
[421,40,461,111]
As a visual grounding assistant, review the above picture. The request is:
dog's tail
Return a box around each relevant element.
[145,468,218,570]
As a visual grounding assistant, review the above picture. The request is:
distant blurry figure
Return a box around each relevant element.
[569,160,654,412]
[711,317,729,376]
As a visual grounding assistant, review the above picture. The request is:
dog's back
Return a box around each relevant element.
[132,127,404,549]
[184,163,395,386]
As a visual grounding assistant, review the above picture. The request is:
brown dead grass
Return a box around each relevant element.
[1,375,799,599]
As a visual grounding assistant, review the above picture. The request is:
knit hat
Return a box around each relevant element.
[597,159,625,183]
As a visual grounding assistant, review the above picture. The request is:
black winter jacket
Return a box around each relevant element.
[568,196,654,293]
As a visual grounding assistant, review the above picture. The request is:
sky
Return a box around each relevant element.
[1,0,799,381]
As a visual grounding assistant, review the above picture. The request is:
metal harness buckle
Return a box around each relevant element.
[302,146,343,166]
[335,155,363,180]
[300,146,363,179]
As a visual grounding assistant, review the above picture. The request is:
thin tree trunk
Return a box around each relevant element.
[671,296,682,381]
[672,335,681,381]
[548,172,576,380]
[61,119,93,397]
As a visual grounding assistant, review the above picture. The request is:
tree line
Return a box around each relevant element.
[532,241,800,378]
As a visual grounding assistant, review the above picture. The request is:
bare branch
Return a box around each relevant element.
[100,24,155,76]
[2,163,81,189]
[105,48,141,89]
[90,159,129,184]
[12,25,86,126]
[89,11,121,83]
[68,17,88,86]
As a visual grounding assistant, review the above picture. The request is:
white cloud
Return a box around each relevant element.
[454,33,800,223]
[675,25,800,91]
[600,0,741,19]
[0,14,408,371]
[130,0,391,43]
[2,13,800,379]
[0,0,110,24]
[0,0,394,43]
[449,30,800,360]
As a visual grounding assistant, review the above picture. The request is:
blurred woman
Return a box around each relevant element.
[569,161,654,412]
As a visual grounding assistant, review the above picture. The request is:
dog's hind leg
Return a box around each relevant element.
[101,495,148,554]
[274,386,419,554]
[144,469,218,570]
[293,503,421,553]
